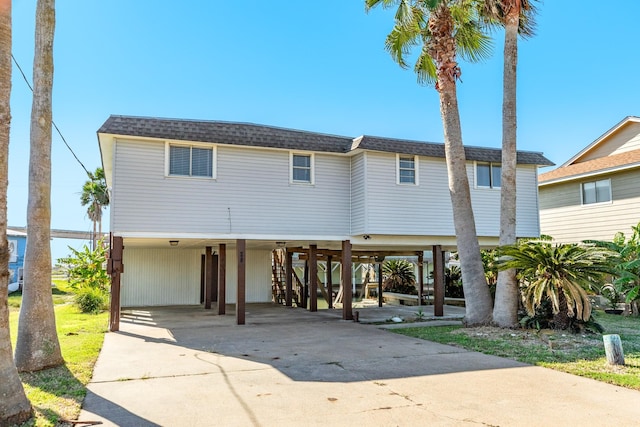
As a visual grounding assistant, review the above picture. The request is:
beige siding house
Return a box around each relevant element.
[539,116,640,243]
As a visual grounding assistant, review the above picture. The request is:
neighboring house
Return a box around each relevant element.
[98,115,552,316]
[7,228,27,286]
[539,116,640,243]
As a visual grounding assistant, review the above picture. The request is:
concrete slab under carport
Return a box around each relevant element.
[80,304,640,426]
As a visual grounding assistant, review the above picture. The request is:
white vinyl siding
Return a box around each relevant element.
[121,247,272,306]
[540,169,640,243]
[350,153,366,235]
[112,139,350,235]
[576,122,640,161]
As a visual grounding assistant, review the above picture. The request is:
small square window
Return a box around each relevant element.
[582,179,611,204]
[477,162,501,188]
[398,155,417,184]
[291,154,313,183]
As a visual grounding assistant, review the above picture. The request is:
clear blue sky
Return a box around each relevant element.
[7,1,640,261]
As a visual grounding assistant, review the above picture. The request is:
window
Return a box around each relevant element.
[168,144,214,178]
[476,162,501,188]
[397,155,418,184]
[291,153,313,183]
[582,179,611,204]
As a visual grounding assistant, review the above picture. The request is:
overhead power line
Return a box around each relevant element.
[11,54,91,176]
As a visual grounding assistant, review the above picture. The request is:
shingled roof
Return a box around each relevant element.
[98,115,553,165]
[539,148,640,184]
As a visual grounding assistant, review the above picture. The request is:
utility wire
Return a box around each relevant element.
[11,54,91,176]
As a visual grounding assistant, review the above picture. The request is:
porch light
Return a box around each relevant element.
[169,240,179,247]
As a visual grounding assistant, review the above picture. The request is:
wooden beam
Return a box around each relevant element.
[309,244,318,312]
[342,240,353,320]
[200,254,205,304]
[433,245,445,317]
[236,239,246,325]
[302,260,309,309]
[218,244,226,315]
[378,262,383,308]
[285,250,293,307]
[205,246,213,309]
[108,235,123,332]
[418,251,424,306]
[327,255,333,309]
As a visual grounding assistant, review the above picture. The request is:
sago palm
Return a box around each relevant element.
[365,0,494,324]
[497,241,617,329]
[382,259,417,294]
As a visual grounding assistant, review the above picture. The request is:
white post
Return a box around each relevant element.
[603,334,625,366]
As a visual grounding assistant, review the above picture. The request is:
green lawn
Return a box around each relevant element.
[394,311,640,391]
[8,282,109,426]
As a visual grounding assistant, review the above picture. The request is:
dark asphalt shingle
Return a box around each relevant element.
[98,115,554,166]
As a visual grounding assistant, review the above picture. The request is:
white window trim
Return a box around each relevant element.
[290,152,315,184]
[474,161,501,189]
[165,141,217,179]
[580,178,612,206]
[396,154,419,185]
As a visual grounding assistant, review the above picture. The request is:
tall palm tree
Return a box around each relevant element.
[497,241,617,329]
[0,0,33,422]
[366,0,494,324]
[15,0,64,372]
[81,167,109,250]
[483,0,538,327]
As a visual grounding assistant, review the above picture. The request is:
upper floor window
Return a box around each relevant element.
[397,155,418,185]
[476,162,501,188]
[582,179,611,204]
[168,144,215,178]
[291,153,314,184]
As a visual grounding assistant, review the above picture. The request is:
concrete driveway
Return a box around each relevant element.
[80,304,640,426]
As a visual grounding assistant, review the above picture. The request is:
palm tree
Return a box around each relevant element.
[382,259,417,294]
[497,241,617,329]
[15,0,64,372]
[0,0,33,422]
[482,0,538,327]
[81,167,109,250]
[365,0,494,324]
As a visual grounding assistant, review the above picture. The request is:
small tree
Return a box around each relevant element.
[80,167,109,251]
[58,241,109,313]
[382,259,417,295]
[497,240,617,330]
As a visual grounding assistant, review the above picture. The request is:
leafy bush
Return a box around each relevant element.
[445,265,464,298]
[75,287,108,314]
[382,259,417,294]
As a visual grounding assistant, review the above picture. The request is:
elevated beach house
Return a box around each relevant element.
[98,115,553,329]
[539,116,640,243]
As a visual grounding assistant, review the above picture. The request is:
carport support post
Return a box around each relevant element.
[309,245,318,312]
[205,246,213,309]
[285,251,293,307]
[327,256,333,309]
[108,235,123,332]
[417,252,424,306]
[432,245,445,317]
[378,262,383,308]
[236,239,246,325]
[218,244,226,315]
[341,240,353,320]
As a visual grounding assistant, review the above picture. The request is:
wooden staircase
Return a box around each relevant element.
[271,249,302,306]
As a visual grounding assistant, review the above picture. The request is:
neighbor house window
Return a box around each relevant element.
[476,162,501,188]
[291,153,314,183]
[397,155,418,184]
[168,144,215,178]
[582,179,611,204]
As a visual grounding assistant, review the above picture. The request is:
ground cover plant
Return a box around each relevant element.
[394,311,640,390]
[9,281,108,426]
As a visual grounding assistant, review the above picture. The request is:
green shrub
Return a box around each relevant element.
[75,287,108,314]
[382,259,417,294]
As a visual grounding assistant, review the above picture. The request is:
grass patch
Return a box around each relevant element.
[393,311,640,391]
[9,284,108,426]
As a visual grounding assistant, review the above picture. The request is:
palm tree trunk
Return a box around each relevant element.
[15,0,63,372]
[553,289,571,330]
[493,0,520,328]
[429,3,493,325]
[0,0,33,421]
